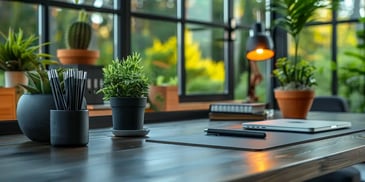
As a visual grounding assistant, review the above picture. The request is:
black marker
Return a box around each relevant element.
[204,128,266,138]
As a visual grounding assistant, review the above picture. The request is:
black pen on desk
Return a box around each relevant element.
[204,128,266,138]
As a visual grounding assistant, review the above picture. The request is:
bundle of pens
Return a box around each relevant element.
[47,69,87,110]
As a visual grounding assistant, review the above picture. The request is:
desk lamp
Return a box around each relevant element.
[245,22,274,102]
[246,22,274,61]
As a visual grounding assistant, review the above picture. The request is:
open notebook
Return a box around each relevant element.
[242,119,351,133]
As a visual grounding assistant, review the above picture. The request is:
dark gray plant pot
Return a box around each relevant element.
[110,97,147,130]
[16,94,55,143]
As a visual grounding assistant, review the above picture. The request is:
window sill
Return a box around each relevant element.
[0,100,239,135]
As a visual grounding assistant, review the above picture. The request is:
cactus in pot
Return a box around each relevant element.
[57,0,99,65]
[66,10,92,49]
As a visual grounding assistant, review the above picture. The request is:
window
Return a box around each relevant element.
[0,1,38,86]
[0,0,271,107]
[274,0,365,112]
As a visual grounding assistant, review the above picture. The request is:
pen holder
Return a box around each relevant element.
[50,110,89,147]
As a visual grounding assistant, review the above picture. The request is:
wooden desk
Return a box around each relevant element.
[1,112,365,181]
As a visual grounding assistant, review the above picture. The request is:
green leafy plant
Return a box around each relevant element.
[272,0,338,90]
[97,52,150,100]
[0,28,52,71]
[273,57,316,90]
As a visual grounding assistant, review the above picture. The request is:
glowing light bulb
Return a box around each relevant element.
[256,49,264,54]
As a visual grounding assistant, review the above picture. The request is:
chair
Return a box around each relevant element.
[307,96,361,182]
[310,96,349,112]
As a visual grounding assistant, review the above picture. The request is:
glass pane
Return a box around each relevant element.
[337,0,364,20]
[131,0,177,17]
[337,23,365,112]
[315,8,332,22]
[50,7,114,65]
[234,0,266,102]
[289,25,332,96]
[51,0,114,9]
[186,0,224,23]
[0,1,37,86]
[131,18,177,86]
[185,24,226,95]
[234,0,266,26]
[233,28,249,101]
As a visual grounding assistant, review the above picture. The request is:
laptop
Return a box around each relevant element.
[242,119,352,133]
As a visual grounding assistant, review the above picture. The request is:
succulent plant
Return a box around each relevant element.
[19,68,64,94]
[66,10,91,49]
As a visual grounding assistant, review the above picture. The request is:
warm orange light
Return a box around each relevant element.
[246,48,274,61]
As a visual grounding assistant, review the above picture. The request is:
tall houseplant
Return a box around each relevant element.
[0,28,52,87]
[97,52,149,136]
[272,0,337,118]
[57,0,99,65]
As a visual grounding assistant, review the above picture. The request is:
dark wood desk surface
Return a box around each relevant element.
[1,112,365,181]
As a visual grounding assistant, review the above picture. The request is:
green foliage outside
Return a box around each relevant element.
[338,17,365,112]
[143,31,225,94]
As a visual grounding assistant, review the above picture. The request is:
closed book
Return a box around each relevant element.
[209,103,266,114]
[209,112,266,121]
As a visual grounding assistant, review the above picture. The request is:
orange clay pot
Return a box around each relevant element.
[274,89,315,119]
[148,85,179,111]
[57,49,99,65]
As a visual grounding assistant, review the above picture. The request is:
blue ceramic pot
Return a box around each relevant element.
[16,94,55,143]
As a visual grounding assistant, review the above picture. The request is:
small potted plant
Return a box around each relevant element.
[271,0,338,118]
[57,0,99,65]
[0,28,52,87]
[16,68,63,143]
[97,52,150,137]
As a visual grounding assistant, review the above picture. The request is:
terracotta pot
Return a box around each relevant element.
[148,86,179,111]
[57,49,99,65]
[274,89,315,119]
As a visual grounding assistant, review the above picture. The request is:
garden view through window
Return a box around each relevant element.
[0,0,364,112]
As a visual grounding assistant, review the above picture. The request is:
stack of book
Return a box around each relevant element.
[209,103,267,121]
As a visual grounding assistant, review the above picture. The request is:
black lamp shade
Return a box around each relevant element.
[246,23,274,61]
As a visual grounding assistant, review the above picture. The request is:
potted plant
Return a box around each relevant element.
[16,68,63,143]
[144,50,179,111]
[0,28,52,88]
[148,75,179,111]
[271,0,337,118]
[57,0,99,65]
[97,52,150,136]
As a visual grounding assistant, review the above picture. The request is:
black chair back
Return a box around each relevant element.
[310,96,349,112]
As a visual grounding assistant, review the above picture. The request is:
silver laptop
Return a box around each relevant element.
[242,119,352,133]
